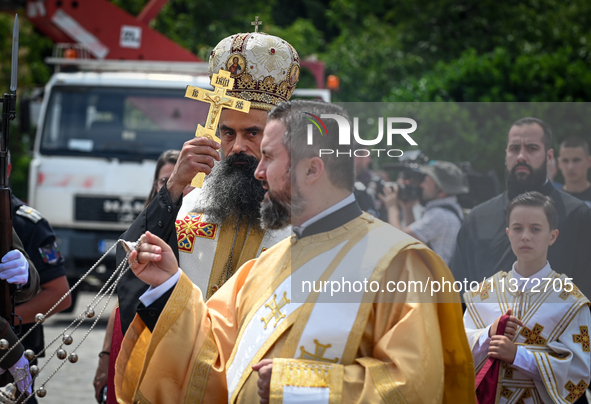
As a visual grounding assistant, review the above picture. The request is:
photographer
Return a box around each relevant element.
[381,161,468,265]
[354,153,389,220]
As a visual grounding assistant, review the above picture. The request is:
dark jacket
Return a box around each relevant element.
[116,185,182,333]
[0,229,40,370]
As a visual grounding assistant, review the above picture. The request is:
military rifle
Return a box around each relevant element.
[0,15,19,326]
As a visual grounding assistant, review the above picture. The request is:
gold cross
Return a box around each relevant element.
[520,323,547,345]
[501,387,513,399]
[565,379,589,402]
[251,16,262,32]
[516,389,532,404]
[471,280,492,301]
[184,70,251,187]
[502,362,513,379]
[559,284,583,300]
[299,339,339,363]
[573,326,590,352]
[260,291,290,330]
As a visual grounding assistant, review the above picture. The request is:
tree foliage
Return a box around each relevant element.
[388,47,591,102]
[107,0,591,106]
[2,0,591,196]
[0,14,52,198]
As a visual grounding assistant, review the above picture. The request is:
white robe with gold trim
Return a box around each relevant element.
[464,270,591,404]
[175,187,291,298]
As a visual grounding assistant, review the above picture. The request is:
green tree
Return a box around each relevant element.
[322,0,591,102]
[388,47,591,102]
[0,13,52,199]
[5,0,591,196]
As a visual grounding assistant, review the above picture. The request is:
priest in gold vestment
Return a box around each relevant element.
[117,29,299,333]
[116,101,475,403]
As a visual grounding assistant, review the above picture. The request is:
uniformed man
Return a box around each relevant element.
[8,160,71,402]
[0,229,40,395]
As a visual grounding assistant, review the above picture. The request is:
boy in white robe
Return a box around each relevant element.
[464,191,591,403]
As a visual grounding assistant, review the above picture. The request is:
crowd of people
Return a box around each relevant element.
[1,25,591,404]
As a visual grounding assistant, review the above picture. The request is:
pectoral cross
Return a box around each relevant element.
[184,70,251,187]
[260,291,290,329]
[251,16,262,33]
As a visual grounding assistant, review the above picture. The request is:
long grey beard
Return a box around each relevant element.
[193,153,265,226]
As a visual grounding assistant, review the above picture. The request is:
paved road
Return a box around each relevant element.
[36,291,116,403]
[24,290,591,404]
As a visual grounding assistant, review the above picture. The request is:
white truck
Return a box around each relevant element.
[27,59,330,307]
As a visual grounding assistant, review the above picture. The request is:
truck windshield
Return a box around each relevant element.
[40,86,209,160]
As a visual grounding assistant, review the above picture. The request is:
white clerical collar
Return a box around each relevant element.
[293,193,355,235]
[511,261,552,289]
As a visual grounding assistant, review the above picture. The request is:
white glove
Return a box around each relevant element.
[0,250,29,285]
[0,353,33,394]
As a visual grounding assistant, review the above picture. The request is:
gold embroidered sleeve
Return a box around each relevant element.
[270,358,344,404]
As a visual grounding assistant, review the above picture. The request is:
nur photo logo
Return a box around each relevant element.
[305,113,419,158]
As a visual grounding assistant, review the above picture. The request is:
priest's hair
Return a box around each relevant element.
[268,100,355,192]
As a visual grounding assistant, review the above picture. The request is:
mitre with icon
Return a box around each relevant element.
[185,17,301,186]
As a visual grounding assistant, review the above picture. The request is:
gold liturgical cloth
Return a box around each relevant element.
[184,70,251,187]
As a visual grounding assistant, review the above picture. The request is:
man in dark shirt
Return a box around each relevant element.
[450,117,591,298]
[558,136,591,207]
[8,157,70,402]
[11,195,70,340]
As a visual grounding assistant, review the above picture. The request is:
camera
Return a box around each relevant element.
[396,182,422,202]
[381,150,428,202]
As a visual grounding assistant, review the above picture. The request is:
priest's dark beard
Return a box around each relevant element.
[506,160,548,200]
[260,177,306,230]
[194,152,265,226]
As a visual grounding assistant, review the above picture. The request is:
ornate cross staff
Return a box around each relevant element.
[184,70,251,188]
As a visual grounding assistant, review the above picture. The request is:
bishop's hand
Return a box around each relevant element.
[128,231,179,288]
[166,136,221,202]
